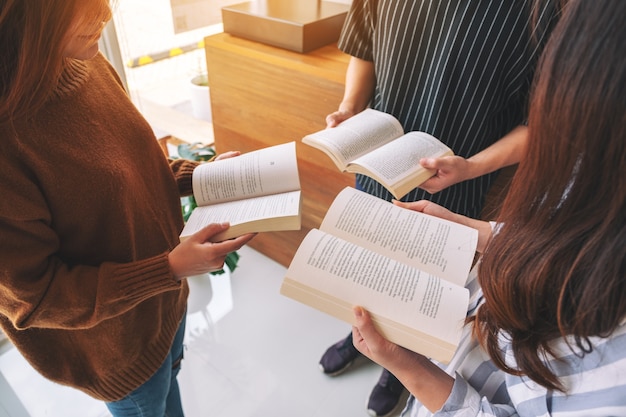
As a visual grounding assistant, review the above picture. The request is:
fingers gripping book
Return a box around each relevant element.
[302,109,453,199]
[280,187,477,364]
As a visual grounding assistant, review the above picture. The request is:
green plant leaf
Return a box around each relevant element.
[180,196,197,223]
[209,251,240,275]
[177,142,216,161]
[224,251,240,273]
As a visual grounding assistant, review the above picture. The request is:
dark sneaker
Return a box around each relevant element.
[366,369,406,417]
[318,332,361,375]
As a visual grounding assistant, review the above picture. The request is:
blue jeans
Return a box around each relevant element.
[355,177,364,191]
[106,316,186,417]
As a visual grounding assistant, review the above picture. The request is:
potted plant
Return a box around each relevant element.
[189,54,212,122]
[189,73,212,122]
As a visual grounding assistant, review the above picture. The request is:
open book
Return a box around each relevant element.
[302,108,453,200]
[180,142,302,242]
[280,187,477,364]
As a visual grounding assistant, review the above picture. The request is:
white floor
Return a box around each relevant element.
[0,245,404,417]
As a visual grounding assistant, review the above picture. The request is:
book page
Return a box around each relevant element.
[302,109,404,168]
[349,132,452,184]
[192,141,300,206]
[320,187,477,286]
[282,229,469,360]
[180,190,301,240]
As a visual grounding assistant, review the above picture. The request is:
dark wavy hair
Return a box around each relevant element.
[473,0,626,392]
[0,0,112,122]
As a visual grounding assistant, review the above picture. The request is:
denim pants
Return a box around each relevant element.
[355,176,364,191]
[105,316,186,417]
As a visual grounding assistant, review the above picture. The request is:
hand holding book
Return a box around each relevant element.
[302,109,453,199]
[180,142,302,242]
[280,187,477,363]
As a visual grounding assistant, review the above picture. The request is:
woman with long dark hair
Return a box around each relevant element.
[352,0,626,414]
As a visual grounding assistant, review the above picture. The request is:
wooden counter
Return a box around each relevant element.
[204,32,352,267]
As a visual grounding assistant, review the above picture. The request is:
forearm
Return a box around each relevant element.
[394,356,516,416]
[394,200,493,253]
[457,215,493,253]
[390,354,455,413]
[338,56,376,113]
[465,125,527,180]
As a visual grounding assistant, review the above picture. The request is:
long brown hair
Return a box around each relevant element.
[529,0,569,43]
[0,0,112,122]
[474,0,626,392]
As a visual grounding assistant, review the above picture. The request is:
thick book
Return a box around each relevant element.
[180,141,302,242]
[302,108,453,200]
[280,187,476,364]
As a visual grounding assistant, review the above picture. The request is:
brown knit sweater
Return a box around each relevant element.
[0,53,199,401]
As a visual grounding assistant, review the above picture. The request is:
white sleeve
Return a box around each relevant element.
[434,374,518,417]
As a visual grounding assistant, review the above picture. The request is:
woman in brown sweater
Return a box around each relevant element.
[0,1,255,415]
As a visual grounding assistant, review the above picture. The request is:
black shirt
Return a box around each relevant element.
[338,0,559,217]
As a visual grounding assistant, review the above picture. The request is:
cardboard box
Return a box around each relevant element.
[170,0,223,33]
[222,0,350,53]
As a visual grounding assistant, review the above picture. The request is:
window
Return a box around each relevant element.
[100,0,237,143]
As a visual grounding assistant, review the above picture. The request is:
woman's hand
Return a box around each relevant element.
[214,151,241,161]
[418,156,473,194]
[352,306,455,412]
[393,200,492,253]
[168,223,255,280]
[393,199,460,223]
[352,306,415,371]
[325,110,357,128]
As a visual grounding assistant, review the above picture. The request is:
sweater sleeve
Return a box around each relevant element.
[0,208,182,330]
[0,134,185,331]
[169,158,200,197]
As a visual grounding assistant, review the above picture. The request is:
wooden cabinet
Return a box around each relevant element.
[204,32,352,267]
